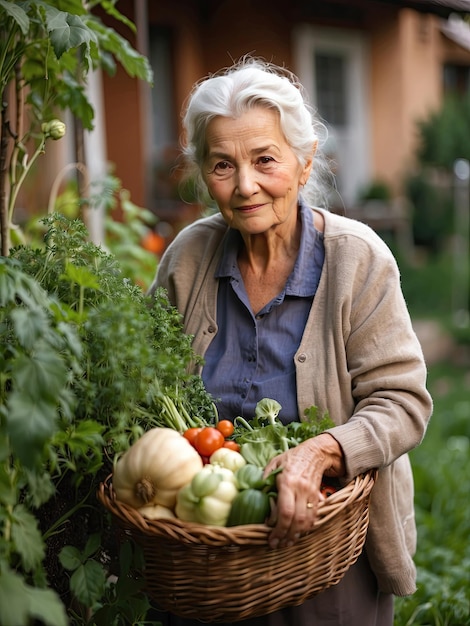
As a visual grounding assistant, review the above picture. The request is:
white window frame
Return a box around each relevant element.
[294,25,371,207]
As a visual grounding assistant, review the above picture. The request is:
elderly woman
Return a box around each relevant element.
[149,57,432,626]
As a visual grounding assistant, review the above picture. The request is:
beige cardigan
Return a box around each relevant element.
[151,207,433,596]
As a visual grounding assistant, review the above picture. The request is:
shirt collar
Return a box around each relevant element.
[215,198,323,297]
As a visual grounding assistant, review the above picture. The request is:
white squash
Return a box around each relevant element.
[113,427,203,509]
[138,503,176,520]
[210,447,246,472]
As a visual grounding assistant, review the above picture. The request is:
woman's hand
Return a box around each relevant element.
[264,433,345,549]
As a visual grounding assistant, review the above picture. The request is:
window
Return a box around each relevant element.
[149,27,176,156]
[294,25,370,206]
[314,53,347,126]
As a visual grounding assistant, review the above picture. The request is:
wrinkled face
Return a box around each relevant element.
[202,107,312,237]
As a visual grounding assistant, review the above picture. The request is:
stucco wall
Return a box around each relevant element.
[370,10,442,193]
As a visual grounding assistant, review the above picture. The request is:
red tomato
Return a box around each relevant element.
[223,440,241,453]
[320,483,337,498]
[216,419,235,438]
[183,427,203,447]
[194,427,225,457]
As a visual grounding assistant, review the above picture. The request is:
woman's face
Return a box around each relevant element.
[202,107,312,237]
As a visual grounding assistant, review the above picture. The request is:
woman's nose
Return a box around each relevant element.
[235,167,258,197]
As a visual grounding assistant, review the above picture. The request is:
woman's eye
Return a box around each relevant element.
[214,161,231,171]
[258,156,274,165]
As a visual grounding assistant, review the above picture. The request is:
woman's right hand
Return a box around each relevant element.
[264,433,345,549]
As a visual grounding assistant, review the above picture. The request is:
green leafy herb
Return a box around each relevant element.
[2,213,215,625]
[234,399,335,467]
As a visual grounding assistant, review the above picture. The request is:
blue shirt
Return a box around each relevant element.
[201,200,325,424]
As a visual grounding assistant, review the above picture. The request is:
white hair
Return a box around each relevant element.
[181,57,334,208]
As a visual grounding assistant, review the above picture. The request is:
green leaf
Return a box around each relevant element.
[0,464,16,506]
[99,0,136,33]
[13,344,69,402]
[44,8,97,61]
[11,504,45,571]
[59,545,83,571]
[62,262,100,289]
[6,392,57,466]
[0,430,10,462]
[86,18,153,83]
[0,566,67,626]
[0,568,30,626]
[56,320,83,359]
[70,559,106,606]
[24,468,56,508]
[118,539,134,576]
[0,0,29,35]
[9,307,48,350]
[25,585,68,626]
[0,265,17,305]
[56,71,95,129]
[83,532,101,559]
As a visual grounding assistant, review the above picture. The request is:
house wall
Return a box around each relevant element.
[147,0,206,140]
[16,2,470,224]
[99,0,147,208]
[199,0,293,72]
[369,10,442,193]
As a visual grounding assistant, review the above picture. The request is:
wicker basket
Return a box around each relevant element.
[98,470,376,623]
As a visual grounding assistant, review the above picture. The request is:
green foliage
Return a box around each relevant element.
[22,171,160,291]
[404,94,470,254]
[1,213,215,625]
[0,3,168,623]
[391,252,470,624]
[0,0,153,130]
[0,0,153,253]
[95,173,160,290]
[400,252,454,319]
[357,179,392,202]
[404,171,454,253]
[234,401,334,468]
[394,362,470,625]
[416,95,470,169]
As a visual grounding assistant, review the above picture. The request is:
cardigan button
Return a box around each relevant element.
[297,353,307,363]
[208,325,216,333]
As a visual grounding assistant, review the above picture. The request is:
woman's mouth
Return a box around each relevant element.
[236,204,264,212]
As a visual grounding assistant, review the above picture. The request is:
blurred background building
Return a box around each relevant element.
[22,0,470,250]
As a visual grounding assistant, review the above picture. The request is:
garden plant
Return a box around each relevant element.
[0,2,215,625]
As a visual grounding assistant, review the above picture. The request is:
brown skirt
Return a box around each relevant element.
[148,552,394,626]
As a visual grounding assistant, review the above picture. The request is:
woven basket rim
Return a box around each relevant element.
[98,469,376,546]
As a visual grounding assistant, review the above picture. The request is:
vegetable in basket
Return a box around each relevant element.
[227,463,279,526]
[138,503,176,520]
[226,488,271,526]
[234,400,335,468]
[209,447,246,472]
[175,464,239,526]
[112,427,203,509]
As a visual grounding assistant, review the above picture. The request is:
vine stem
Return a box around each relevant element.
[42,496,94,542]
[8,136,46,224]
[48,161,88,214]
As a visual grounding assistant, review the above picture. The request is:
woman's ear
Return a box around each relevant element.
[300,142,317,186]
